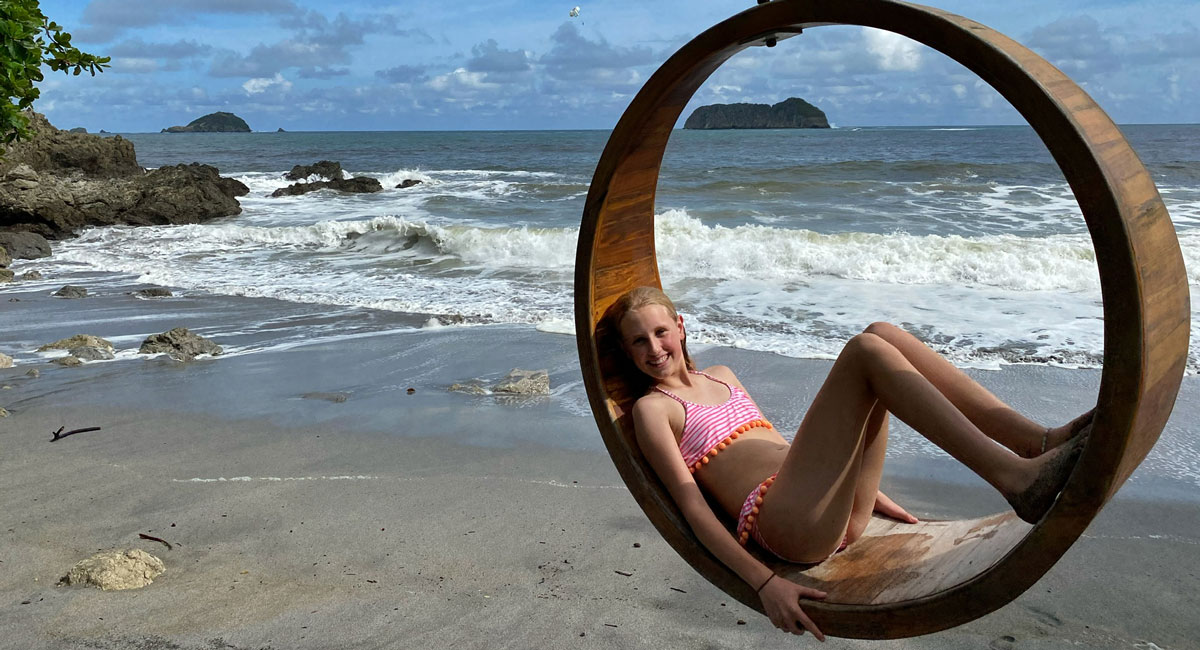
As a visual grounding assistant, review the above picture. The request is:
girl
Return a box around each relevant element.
[601,287,1090,640]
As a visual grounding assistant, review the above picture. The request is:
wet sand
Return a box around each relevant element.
[1,318,1198,649]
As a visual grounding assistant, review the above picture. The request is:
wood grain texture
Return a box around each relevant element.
[573,0,1189,638]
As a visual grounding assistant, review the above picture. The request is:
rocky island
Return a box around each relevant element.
[684,97,830,129]
[162,111,251,133]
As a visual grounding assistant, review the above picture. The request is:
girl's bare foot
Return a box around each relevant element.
[1024,407,1095,458]
[1007,429,1089,523]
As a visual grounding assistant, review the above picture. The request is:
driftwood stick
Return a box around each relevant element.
[50,426,101,442]
[138,533,173,550]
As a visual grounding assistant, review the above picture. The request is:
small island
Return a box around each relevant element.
[162,112,251,133]
[683,97,829,129]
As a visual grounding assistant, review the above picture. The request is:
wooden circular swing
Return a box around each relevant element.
[573,0,1189,639]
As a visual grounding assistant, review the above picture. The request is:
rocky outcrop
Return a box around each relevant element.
[683,97,830,129]
[1,161,248,240]
[162,112,250,133]
[271,176,382,197]
[1,113,248,240]
[0,244,10,282]
[0,112,140,178]
[397,179,422,189]
[139,327,221,361]
[0,231,51,259]
[285,160,343,181]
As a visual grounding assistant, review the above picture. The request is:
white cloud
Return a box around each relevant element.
[863,28,923,71]
[242,73,293,94]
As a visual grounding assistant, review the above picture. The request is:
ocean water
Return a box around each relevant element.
[8,125,1200,371]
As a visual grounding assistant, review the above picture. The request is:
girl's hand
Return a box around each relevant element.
[758,575,828,641]
[874,490,919,523]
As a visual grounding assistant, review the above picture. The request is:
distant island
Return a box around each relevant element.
[684,98,829,129]
[162,112,251,133]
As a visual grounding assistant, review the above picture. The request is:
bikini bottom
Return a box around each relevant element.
[735,472,849,563]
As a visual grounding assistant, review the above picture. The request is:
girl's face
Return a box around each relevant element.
[619,304,686,380]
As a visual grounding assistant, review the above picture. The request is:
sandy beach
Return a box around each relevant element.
[2,279,1199,650]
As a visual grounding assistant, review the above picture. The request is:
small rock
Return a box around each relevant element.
[38,335,114,352]
[0,353,12,368]
[0,269,12,283]
[0,407,9,417]
[0,245,10,268]
[138,327,221,361]
[52,356,83,367]
[397,179,423,189]
[59,549,164,591]
[53,285,87,299]
[26,368,39,378]
[300,392,349,403]
[19,270,42,280]
[133,288,172,298]
[493,368,550,396]
[69,346,115,361]
[449,381,489,396]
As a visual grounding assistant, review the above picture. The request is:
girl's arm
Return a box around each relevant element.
[631,397,828,640]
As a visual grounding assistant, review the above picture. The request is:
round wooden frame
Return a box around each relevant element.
[574,0,1189,639]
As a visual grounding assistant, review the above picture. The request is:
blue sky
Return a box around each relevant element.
[33,0,1200,132]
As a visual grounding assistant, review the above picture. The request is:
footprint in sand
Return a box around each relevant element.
[988,635,1017,650]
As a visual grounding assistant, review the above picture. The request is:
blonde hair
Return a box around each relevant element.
[597,286,696,398]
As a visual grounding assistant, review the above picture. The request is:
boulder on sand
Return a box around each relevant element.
[37,334,114,352]
[139,327,222,361]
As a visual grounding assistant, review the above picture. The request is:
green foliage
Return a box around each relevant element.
[1,0,109,144]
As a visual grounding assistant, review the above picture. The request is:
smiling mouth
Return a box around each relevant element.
[647,353,669,368]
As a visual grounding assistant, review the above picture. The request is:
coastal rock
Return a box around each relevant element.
[271,176,383,197]
[19,270,42,280]
[0,245,9,269]
[493,369,550,396]
[53,355,82,366]
[0,112,141,178]
[397,179,423,189]
[0,113,246,239]
[53,285,87,298]
[285,160,343,181]
[133,288,172,298]
[139,327,222,361]
[0,269,12,282]
[38,334,114,352]
[683,97,830,129]
[162,112,250,133]
[68,127,87,134]
[59,549,165,591]
[0,232,52,259]
[69,346,115,361]
[0,352,12,368]
[26,368,39,378]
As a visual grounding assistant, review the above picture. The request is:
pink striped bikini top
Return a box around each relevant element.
[653,371,766,467]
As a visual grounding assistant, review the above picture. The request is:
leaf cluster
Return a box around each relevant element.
[2,0,109,144]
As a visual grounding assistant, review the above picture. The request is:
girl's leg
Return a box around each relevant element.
[862,322,1088,457]
[758,332,1080,561]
